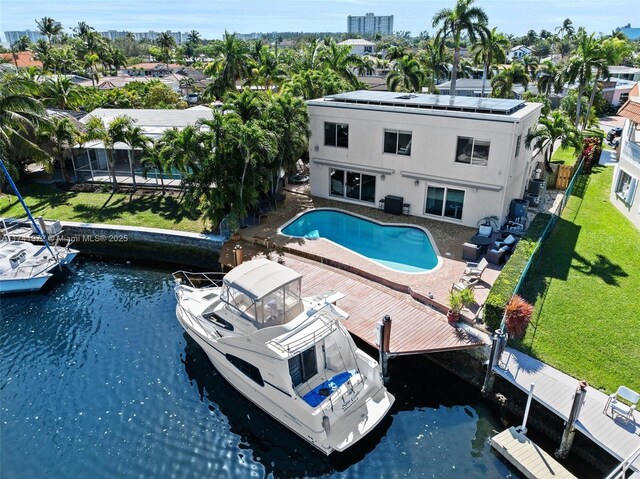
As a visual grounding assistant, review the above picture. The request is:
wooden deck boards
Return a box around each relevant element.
[494,348,640,472]
[277,255,484,355]
[491,427,577,479]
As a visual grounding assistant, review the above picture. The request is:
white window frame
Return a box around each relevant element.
[455,136,490,167]
[424,185,466,220]
[383,129,412,156]
[515,134,522,158]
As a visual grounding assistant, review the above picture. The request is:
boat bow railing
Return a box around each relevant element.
[173,271,225,289]
[267,305,338,356]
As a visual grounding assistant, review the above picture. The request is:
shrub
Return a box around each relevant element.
[448,288,476,314]
[484,213,550,331]
[504,294,534,338]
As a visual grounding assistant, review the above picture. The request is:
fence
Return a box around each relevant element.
[498,157,585,330]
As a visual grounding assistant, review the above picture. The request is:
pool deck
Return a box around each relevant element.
[238,185,502,324]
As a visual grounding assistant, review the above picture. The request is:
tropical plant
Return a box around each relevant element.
[203,31,251,97]
[156,126,203,181]
[432,0,488,97]
[225,89,265,123]
[536,60,562,96]
[141,144,167,194]
[525,110,582,171]
[471,27,508,97]
[84,115,130,191]
[40,76,85,110]
[419,40,451,93]
[504,294,533,338]
[386,55,426,92]
[490,63,530,99]
[12,35,31,52]
[280,69,352,100]
[156,31,176,69]
[36,17,62,44]
[121,122,150,190]
[38,116,80,182]
[179,77,195,96]
[319,38,361,87]
[83,53,100,86]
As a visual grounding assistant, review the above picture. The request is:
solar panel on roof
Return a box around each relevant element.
[324,90,525,114]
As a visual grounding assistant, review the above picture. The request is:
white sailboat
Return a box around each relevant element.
[173,258,395,454]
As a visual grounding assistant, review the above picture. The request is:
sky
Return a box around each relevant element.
[0,0,637,41]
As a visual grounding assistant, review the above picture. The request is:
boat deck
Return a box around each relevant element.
[491,427,577,479]
[494,348,640,472]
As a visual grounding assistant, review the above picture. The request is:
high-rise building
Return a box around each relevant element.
[347,12,393,36]
[5,29,47,44]
[99,30,188,43]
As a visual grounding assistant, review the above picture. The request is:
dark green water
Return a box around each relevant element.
[0,257,525,478]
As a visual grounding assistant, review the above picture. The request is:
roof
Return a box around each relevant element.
[223,258,302,301]
[0,51,42,68]
[618,96,640,123]
[436,78,536,96]
[318,90,528,115]
[609,66,640,74]
[81,108,214,139]
[126,62,180,70]
[509,45,531,52]
[338,39,375,46]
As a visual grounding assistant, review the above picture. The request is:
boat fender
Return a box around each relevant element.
[322,415,330,434]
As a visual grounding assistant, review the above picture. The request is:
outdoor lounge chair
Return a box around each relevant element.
[477,225,493,238]
[494,234,518,253]
[464,258,488,277]
[604,386,639,423]
[462,242,481,262]
[486,245,508,265]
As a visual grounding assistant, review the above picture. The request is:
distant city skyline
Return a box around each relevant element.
[1,0,636,41]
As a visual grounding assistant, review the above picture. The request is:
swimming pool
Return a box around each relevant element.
[280,209,440,273]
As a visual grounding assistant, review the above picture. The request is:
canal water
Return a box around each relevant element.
[1,257,524,478]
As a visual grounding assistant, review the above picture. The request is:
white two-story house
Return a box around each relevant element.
[307,91,543,228]
[611,86,640,229]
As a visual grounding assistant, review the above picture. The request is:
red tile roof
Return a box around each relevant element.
[618,96,640,124]
[0,52,43,68]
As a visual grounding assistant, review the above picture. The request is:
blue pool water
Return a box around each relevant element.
[0,257,537,479]
[281,210,439,273]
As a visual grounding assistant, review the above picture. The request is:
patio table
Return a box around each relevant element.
[470,234,494,254]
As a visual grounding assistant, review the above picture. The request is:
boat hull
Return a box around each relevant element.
[0,274,52,293]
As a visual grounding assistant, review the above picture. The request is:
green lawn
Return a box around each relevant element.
[515,166,640,394]
[551,146,580,165]
[0,183,206,233]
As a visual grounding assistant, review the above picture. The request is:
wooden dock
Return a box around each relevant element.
[221,244,484,355]
[491,427,577,479]
[494,348,640,472]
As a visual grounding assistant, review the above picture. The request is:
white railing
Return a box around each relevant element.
[604,444,640,479]
[172,271,225,289]
[621,140,640,166]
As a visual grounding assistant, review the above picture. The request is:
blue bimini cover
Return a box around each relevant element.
[302,370,354,407]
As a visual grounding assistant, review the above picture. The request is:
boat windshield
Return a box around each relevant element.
[221,278,303,328]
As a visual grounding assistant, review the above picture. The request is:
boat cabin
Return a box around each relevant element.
[220,259,304,328]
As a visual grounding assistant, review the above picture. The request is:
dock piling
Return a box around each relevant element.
[482,329,507,394]
[233,245,243,266]
[555,380,588,459]
[378,315,392,384]
[517,383,535,435]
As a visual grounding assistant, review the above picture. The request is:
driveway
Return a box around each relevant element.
[598,115,625,131]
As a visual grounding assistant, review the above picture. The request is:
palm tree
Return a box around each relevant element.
[555,18,575,41]
[419,40,450,93]
[156,31,177,69]
[39,116,80,183]
[156,126,203,181]
[490,63,530,99]
[32,39,54,72]
[203,31,251,96]
[319,39,361,87]
[297,38,323,72]
[40,76,84,110]
[179,77,195,97]
[74,21,94,39]
[84,116,131,192]
[386,55,426,92]
[12,35,31,52]
[385,45,408,61]
[536,60,562,97]
[186,30,201,45]
[471,27,508,97]
[0,77,49,179]
[83,53,100,87]
[121,122,150,190]
[525,111,582,171]
[141,145,167,194]
[356,56,376,76]
[225,89,265,123]
[518,55,538,80]
[563,31,606,128]
[36,17,62,44]
[432,0,488,97]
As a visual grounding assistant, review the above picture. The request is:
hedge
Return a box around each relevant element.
[484,213,551,331]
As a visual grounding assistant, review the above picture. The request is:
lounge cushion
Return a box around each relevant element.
[498,245,509,252]
[504,234,517,245]
[479,225,492,237]
[302,370,354,407]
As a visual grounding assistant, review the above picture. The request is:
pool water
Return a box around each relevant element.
[281,210,439,273]
[0,257,530,479]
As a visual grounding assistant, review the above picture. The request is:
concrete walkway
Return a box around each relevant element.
[494,347,640,471]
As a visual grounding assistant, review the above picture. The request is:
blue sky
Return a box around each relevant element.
[1,0,637,40]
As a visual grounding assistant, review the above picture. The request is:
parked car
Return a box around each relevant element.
[607,127,623,143]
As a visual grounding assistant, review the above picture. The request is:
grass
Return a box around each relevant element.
[0,183,206,233]
[551,146,580,166]
[514,166,640,394]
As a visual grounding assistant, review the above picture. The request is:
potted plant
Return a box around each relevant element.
[226,212,241,241]
[447,288,476,323]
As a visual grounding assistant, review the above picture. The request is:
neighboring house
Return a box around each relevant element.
[601,79,639,109]
[306,91,542,228]
[611,85,640,229]
[615,24,640,41]
[608,66,640,82]
[71,107,214,182]
[337,38,376,56]
[122,63,181,77]
[436,78,537,99]
[0,51,43,68]
[507,45,532,62]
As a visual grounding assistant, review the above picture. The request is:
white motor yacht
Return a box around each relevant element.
[0,240,79,294]
[173,258,395,455]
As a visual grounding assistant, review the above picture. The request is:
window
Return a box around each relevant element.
[383,129,412,155]
[226,354,264,386]
[515,134,522,158]
[455,137,490,166]
[289,347,318,388]
[324,122,349,148]
[616,170,637,204]
[330,169,375,203]
[425,186,465,220]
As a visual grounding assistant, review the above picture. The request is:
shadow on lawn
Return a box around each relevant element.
[0,184,78,217]
[71,193,198,224]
